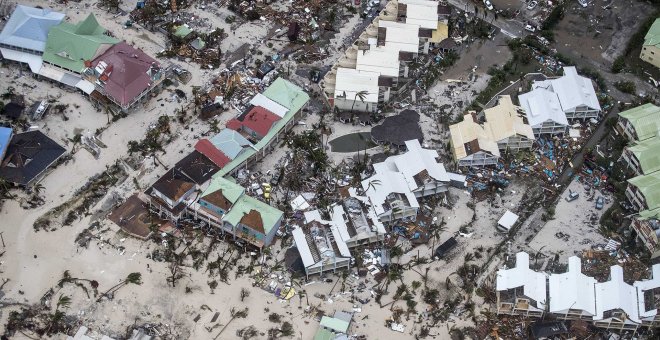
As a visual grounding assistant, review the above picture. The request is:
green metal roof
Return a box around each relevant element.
[262,77,310,114]
[313,328,335,340]
[174,24,193,38]
[628,171,660,211]
[638,207,660,220]
[214,78,309,177]
[628,137,660,175]
[618,103,660,141]
[43,14,119,72]
[644,18,660,47]
[222,195,282,233]
[201,176,244,203]
[319,316,349,333]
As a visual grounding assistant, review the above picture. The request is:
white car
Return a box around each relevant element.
[524,24,536,32]
[578,0,588,7]
[527,1,538,10]
[483,0,494,10]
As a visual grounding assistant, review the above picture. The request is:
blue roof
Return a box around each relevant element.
[0,127,12,158]
[0,5,65,52]
[209,129,253,159]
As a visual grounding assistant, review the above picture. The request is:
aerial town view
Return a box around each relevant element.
[0,0,659,339]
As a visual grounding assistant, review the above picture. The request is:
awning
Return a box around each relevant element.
[0,48,43,73]
[38,65,95,94]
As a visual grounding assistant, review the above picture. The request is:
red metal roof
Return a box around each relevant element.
[91,41,159,108]
[231,106,281,137]
[194,139,231,167]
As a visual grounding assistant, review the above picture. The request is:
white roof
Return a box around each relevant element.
[497,210,519,230]
[304,207,352,258]
[496,252,548,310]
[249,93,289,118]
[377,21,420,53]
[594,265,640,324]
[533,66,601,112]
[355,46,401,77]
[634,264,660,319]
[334,67,380,103]
[519,87,569,127]
[361,140,449,216]
[0,5,64,52]
[548,256,597,315]
[292,225,315,267]
[0,47,43,72]
[399,0,439,29]
[290,195,310,211]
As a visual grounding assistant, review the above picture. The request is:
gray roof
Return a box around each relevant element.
[209,129,253,159]
[0,5,65,52]
[519,87,568,127]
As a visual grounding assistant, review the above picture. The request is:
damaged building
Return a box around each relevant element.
[449,95,535,167]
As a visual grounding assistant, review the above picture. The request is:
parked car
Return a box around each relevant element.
[566,190,579,202]
[483,0,494,10]
[524,24,536,32]
[577,0,588,7]
[595,196,604,210]
[527,1,538,10]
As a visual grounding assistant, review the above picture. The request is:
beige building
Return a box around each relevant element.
[449,96,535,167]
[640,18,660,69]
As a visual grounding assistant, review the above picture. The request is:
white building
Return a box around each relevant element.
[634,264,660,327]
[519,87,569,136]
[292,206,353,278]
[532,66,602,120]
[496,252,548,317]
[548,256,597,320]
[593,265,641,330]
[519,66,601,136]
[333,67,382,113]
[361,140,456,222]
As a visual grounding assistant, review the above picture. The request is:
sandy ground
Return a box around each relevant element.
[0,1,634,339]
[528,178,610,261]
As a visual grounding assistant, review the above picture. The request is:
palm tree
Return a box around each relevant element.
[429,221,446,258]
[97,272,142,302]
[350,90,368,113]
[46,294,71,334]
[365,179,381,193]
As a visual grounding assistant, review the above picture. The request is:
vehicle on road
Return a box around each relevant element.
[483,0,494,10]
[524,24,536,32]
[527,1,538,10]
[596,196,604,210]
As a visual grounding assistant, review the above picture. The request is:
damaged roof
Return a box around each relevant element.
[91,41,160,108]
[0,130,66,186]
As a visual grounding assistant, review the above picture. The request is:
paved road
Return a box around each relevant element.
[556,108,620,186]
[446,0,526,38]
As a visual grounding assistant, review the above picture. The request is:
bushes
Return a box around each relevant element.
[611,56,626,73]
[541,4,565,31]
[614,81,636,94]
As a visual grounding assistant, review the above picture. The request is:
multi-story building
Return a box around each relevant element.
[548,257,597,320]
[519,66,602,136]
[616,103,660,142]
[360,140,459,222]
[593,266,641,331]
[496,252,548,317]
[191,176,283,248]
[449,96,535,167]
[640,18,660,69]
